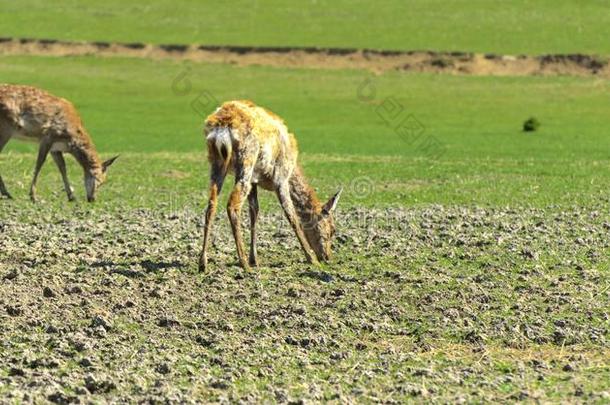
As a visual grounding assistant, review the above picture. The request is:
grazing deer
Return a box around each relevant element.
[0,84,118,202]
[199,100,342,271]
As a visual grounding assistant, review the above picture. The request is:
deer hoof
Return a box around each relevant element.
[198,257,208,272]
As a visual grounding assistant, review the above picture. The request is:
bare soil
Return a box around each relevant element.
[1,203,609,402]
[1,37,608,77]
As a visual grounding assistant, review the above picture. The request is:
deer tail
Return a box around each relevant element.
[208,127,233,176]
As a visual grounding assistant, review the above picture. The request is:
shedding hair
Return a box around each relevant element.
[205,102,252,134]
[289,164,323,224]
[199,100,340,271]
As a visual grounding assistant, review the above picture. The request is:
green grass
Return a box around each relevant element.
[4,151,610,210]
[2,55,609,159]
[0,0,609,55]
[1,55,610,207]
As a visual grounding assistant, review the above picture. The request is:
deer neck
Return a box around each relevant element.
[289,165,322,225]
[71,135,103,174]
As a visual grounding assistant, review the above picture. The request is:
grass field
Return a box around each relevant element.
[1,55,610,207]
[1,2,609,403]
[1,0,610,55]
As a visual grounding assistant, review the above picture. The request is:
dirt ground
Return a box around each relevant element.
[1,202,609,402]
[0,37,608,77]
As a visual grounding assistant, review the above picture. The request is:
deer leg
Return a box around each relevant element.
[227,179,253,270]
[30,138,52,203]
[0,135,11,199]
[51,152,75,201]
[225,151,259,270]
[198,162,226,272]
[247,184,259,267]
[276,183,319,265]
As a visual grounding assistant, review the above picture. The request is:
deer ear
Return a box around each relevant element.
[102,155,119,173]
[322,188,343,217]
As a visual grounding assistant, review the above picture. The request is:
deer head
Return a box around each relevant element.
[303,188,342,261]
[85,155,119,202]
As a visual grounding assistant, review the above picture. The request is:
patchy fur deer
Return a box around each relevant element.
[199,100,342,271]
[0,84,118,202]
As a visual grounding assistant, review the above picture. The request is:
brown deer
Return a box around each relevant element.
[0,84,118,202]
[199,100,342,271]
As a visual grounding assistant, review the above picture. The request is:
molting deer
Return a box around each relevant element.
[0,84,118,202]
[199,100,342,271]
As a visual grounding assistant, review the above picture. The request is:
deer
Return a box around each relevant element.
[0,84,118,202]
[199,100,342,271]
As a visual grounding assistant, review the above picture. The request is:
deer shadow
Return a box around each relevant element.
[90,259,185,277]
